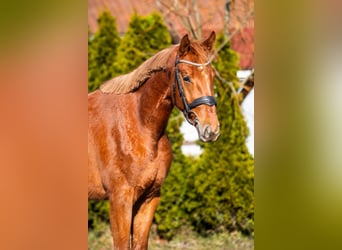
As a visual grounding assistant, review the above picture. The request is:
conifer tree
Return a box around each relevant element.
[186,34,254,234]
[113,12,171,74]
[88,11,120,92]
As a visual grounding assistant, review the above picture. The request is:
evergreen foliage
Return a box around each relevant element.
[88,200,110,232]
[88,11,120,92]
[113,12,171,74]
[186,35,254,235]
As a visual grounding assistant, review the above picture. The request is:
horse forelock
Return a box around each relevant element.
[188,41,211,63]
[100,48,175,94]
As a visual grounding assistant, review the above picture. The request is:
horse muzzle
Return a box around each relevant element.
[195,123,220,142]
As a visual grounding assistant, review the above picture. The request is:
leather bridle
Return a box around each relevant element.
[173,54,217,125]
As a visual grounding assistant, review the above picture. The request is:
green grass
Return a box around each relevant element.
[88,223,254,250]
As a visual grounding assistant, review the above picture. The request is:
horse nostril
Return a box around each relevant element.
[204,126,211,138]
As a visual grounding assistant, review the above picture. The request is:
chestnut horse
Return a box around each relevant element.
[88,32,220,249]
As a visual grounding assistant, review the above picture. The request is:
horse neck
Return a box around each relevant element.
[136,70,174,139]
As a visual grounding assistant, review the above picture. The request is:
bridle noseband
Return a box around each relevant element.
[173,55,217,125]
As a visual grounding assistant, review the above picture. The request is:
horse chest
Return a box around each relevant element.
[123,151,170,188]
[131,159,170,202]
[126,137,172,198]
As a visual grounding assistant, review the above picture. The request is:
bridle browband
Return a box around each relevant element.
[173,54,217,125]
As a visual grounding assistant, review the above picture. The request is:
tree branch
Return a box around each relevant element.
[238,69,254,104]
[216,9,254,53]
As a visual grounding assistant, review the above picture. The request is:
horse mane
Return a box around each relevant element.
[100,47,175,94]
[99,39,210,94]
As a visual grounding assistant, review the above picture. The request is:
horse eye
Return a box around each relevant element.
[183,76,191,83]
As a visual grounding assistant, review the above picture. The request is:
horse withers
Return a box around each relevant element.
[88,31,219,249]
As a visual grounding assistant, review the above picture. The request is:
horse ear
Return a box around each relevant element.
[179,34,191,56]
[201,31,216,52]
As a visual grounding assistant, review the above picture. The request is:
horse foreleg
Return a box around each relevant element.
[132,196,160,250]
[108,189,134,250]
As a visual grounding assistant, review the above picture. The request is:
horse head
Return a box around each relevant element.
[173,31,220,142]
